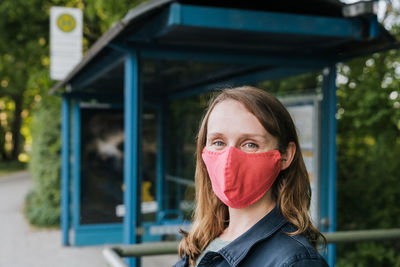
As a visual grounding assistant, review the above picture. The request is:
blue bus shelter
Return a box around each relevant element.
[50,1,398,266]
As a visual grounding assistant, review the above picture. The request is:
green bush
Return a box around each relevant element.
[24,93,61,227]
[337,242,400,267]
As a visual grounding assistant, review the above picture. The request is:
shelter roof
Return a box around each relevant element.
[50,0,398,98]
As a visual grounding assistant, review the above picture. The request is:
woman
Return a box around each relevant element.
[174,86,328,267]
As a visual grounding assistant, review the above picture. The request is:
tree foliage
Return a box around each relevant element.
[0,0,145,161]
[0,0,144,225]
[336,50,400,265]
[0,0,51,160]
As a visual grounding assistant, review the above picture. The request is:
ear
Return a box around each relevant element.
[281,142,296,171]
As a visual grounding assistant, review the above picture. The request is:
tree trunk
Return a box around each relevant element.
[0,125,8,160]
[11,94,23,161]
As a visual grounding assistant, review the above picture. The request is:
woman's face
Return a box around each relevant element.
[206,99,278,153]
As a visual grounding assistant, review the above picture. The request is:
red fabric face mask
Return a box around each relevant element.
[202,146,281,209]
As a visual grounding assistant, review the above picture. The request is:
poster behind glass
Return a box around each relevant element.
[80,107,124,224]
[284,97,320,227]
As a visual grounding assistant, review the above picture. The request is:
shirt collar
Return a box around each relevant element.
[218,206,287,267]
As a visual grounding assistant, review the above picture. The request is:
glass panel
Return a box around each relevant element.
[165,95,210,221]
[80,107,124,224]
[79,107,158,225]
[142,110,158,222]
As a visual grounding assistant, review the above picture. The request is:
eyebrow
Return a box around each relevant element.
[207,132,267,140]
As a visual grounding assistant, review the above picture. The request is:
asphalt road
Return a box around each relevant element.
[0,171,178,267]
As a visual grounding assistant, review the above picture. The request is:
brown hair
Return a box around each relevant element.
[178,86,325,265]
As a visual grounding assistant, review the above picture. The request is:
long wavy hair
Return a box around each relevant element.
[178,86,325,265]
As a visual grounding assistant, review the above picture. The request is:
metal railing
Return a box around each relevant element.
[323,228,400,243]
[103,228,400,267]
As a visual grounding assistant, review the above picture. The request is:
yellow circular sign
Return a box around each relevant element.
[57,13,76,33]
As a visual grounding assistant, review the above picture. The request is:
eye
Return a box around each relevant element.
[213,140,225,147]
[245,143,258,149]
[242,142,259,152]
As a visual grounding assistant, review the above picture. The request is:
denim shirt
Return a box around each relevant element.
[173,207,328,267]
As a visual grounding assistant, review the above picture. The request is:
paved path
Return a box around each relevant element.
[0,171,178,267]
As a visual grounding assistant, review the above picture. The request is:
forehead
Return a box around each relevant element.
[207,99,267,136]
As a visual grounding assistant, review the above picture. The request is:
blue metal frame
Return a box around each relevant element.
[128,2,365,42]
[140,47,331,67]
[73,222,178,246]
[61,96,71,246]
[70,100,167,247]
[175,120,183,216]
[70,53,125,92]
[369,14,380,39]
[72,101,81,233]
[321,64,337,266]
[156,104,165,223]
[60,2,383,96]
[167,66,318,101]
[71,101,128,246]
[123,51,142,267]
[162,104,171,217]
[74,223,123,246]
[64,92,124,103]
[107,41,334,67]
[167,3,363,39]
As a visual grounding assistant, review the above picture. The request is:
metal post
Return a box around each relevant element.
[156,105,164,223]
[72,102,81,233]
[321,64,337,266]
[61,96,70,246]
[123,51,142,267]
[176,122,182,214]
[163,104,170,215]
[369,14,380,39]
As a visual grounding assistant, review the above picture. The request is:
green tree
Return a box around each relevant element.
[333,2,400,264]
[0,0,51,160]
[2,0,147,226]
[0,0,147,162]
[336,51,400,266]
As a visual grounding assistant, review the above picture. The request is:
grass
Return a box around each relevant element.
[0,160,27,178]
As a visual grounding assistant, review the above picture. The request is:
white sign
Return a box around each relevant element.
[115,201,159,217]
[283,97,321,227]
[50,7,82,80]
